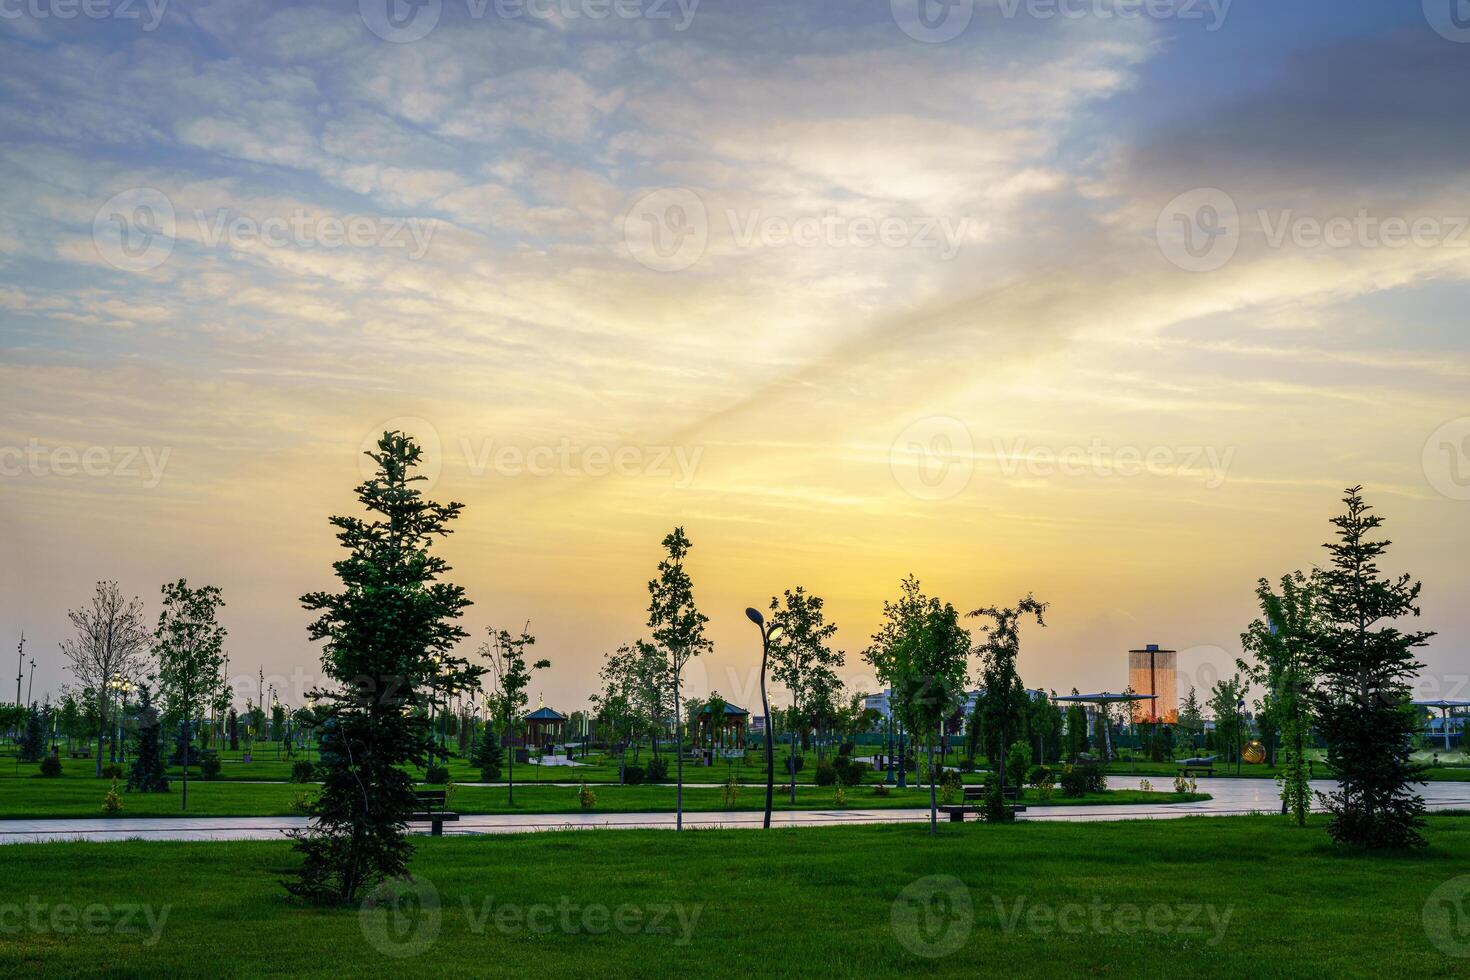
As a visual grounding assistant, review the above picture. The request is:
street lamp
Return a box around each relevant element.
[1235,697,1245,776]
[745,607,783,830]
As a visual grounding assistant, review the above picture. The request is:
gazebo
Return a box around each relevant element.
[1053,692,1157,760]
[1413,700,1470,752]
[523,704,567,749]
[694,702,749,751]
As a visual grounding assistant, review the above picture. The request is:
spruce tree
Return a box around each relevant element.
[472,729,502,782]
[17,705,45,762]
[1309,487,1432,848]
[286,432,483,904]
[128,685,170,793]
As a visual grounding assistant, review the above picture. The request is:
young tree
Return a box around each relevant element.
[1239,570,1323,826]
[1207,674,1247,765]
[646,527,712,832]
[1064,697,1089,761]
[1177,687,1204,753]
[767,587,842,802]
[59,581,150,778]
[17,704,44,762]
[154,579,227,811]
[127,683,170,792]
[286,431,483,904]
[479,625,548,806]
[970,595,1048,813]
[1309,488,1432,848]
[864,576,971,831]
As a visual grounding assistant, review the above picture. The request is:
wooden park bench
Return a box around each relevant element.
[938,785,1028,822]
[408,790,459,837]
[1177,756,1217,778]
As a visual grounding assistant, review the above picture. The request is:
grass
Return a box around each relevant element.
[0,777,1208,819]
[13,743,1469,784]
[0,814,1466,976]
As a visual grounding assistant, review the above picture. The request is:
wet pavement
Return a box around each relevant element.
[2,777,1465,844]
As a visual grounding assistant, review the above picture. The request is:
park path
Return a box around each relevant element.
[2,778,1466,844]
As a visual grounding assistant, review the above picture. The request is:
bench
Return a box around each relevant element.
[1178,757,1217,778]
[408,790,460,837]
[939,785,1028,822]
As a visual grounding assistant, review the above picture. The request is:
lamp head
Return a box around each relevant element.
[744,607,764,627]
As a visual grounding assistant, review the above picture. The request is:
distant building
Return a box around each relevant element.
[1128,644,1178,724]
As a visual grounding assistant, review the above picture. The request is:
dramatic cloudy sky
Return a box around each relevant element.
[2,0,1467,714]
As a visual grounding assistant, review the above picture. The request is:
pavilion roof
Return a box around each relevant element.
[525,706,567,722]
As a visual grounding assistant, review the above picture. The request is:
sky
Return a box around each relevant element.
[1,0,1467,718]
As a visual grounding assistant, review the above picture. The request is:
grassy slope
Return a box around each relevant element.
[0,778,1208,818]
[0,815,1465,977]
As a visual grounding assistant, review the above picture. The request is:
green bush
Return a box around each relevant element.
[1005,740,1033,790]
[1027,764,1052,789]
[644,757,668,783]
[1059,761,1106,797]
[957,757,977,773]
[290,760,316,783]
[622,764,646,786]
[39,755,62,778]
[814,761,838,786]
[101,763,124,780]
[834,755,868,787]
[424,765,451,785]
[200,753,222,780]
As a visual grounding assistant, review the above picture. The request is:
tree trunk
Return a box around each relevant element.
[674,663,683,832]
[95,710,106,779]
[928,734,937,834]
[181,728,189,811]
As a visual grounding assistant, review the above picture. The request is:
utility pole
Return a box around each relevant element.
[25,658,36,706]
[14,633,23,708]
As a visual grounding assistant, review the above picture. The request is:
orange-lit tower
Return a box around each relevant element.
[1128,644,1178,724]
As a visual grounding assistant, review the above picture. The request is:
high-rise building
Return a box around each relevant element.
[1128,644,1178,724]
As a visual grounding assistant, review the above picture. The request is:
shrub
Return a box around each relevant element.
[872,782,891,798]
[834,756,868,788]
[622,765,646,786]
[1139,778,1153,793]
[982,776,1013,823]
[957,757,977,773]
[786,755,805,775]
[814,761,838,786]
[1027,765,1052,789]
[472,734,502,782]
[1059,761,1106,797]
[39,755,62,778]
[838,742,855,757]
[290,789,313,814]
[1005,740,1033,790]
[200,753,222,780]
[101,779,123,816]
[833,787,847,808]
[579,782,597,810]
[424,765,451,785]
[721,775,739,807]
[645,757,668,783]
[102,763,124,780]
[939,769,962,805]
[290,760,316,783]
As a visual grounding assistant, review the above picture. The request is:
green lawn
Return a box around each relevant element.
[0,777,1207,819]
[1,815,1466,976]
[15,743,1469,784]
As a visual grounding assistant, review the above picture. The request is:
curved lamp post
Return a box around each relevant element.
[745,607,782,830]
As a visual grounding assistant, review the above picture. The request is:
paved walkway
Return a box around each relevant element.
[2,778,1466,844]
